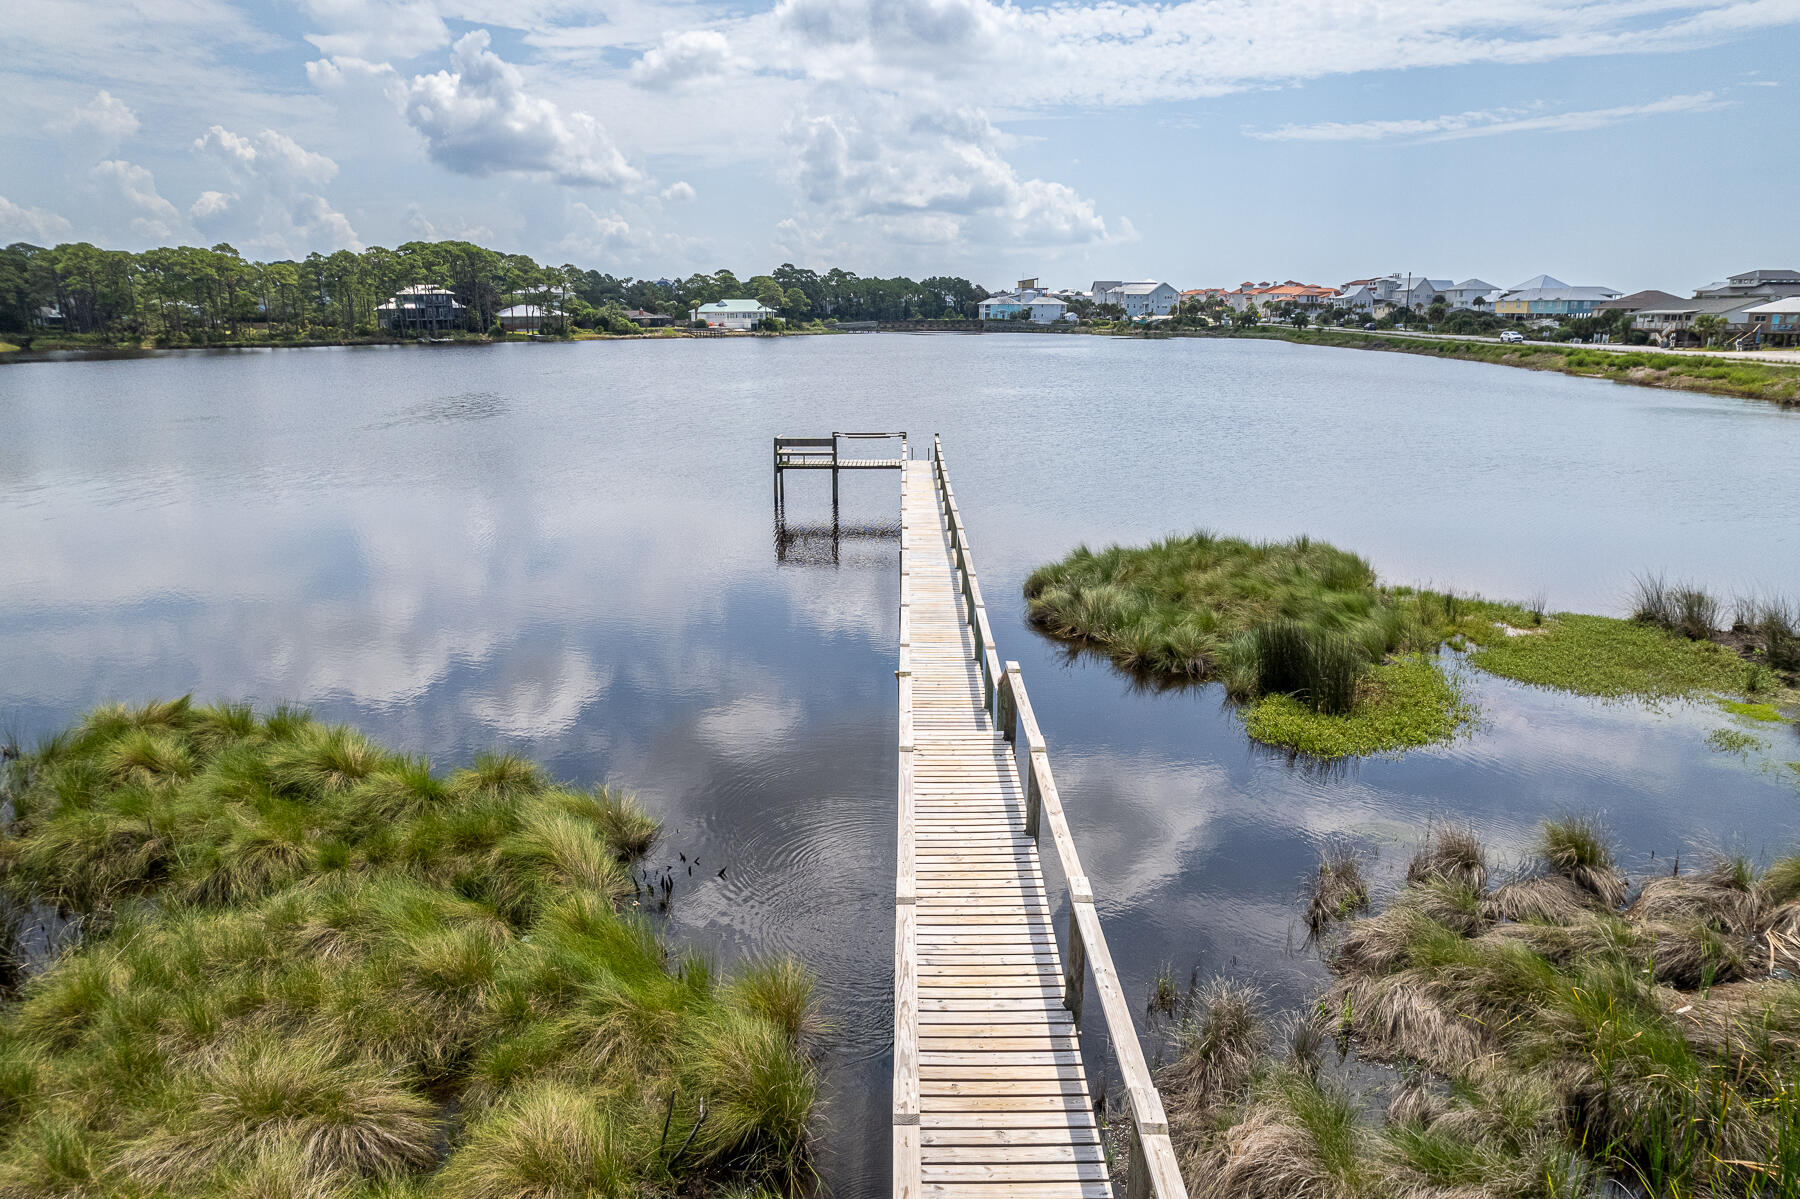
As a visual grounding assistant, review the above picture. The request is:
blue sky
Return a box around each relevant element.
[2,0,1795,292]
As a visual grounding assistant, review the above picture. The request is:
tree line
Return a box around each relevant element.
[0,239,991,341]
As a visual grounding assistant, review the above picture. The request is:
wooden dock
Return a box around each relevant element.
[891,438,1186,1199]
[773,432,907,510]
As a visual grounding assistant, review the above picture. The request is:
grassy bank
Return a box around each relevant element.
[1160,820,1800,1197]
[1212,326,1800,408]
[0,699,817,1196]
[1026,536,1795,759]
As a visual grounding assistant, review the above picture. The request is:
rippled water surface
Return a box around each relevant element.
[5,335,1800,1194]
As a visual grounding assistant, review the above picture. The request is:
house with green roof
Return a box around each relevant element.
[690,298,775,330]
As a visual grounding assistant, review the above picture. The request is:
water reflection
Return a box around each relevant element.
[774,512,902,568]
[3,337,1799,1197]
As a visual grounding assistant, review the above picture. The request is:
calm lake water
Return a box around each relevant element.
[5,335,1800,1193]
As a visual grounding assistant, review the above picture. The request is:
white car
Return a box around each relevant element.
[1499,330,1525,343]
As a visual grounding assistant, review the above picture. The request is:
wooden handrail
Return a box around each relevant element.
[925,433,1190,1199]
[893,459,920,1199]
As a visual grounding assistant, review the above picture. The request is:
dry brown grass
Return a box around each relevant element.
[1407,826,1488,893]
[1307,848,1371,936]
[1160,980,1269,1124]
[1328,972,1492,1075]
[1630,869,1762,935]
[1480,875,1597,924]
[1188,1103,1350,1199]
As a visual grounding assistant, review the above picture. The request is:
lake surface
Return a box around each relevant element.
[5,334,1800,1194]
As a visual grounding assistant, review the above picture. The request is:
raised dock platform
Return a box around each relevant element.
[891,438,1186,1199]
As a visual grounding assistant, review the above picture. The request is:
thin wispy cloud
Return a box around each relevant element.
[1248,92,1735,143]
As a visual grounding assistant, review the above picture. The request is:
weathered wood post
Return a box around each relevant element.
[1126,1126,1150,1199]
[997,667,1018,745]
[1064,908,1087,1027]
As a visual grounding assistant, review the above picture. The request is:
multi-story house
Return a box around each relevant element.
[1694,268,1800,300]
[377,284,466,333]
[1092,281,1180,317]
[1440,279,1501,310]
[1494,275,1622,320]
[977,289,1072,323]
[1743,297,1800,346]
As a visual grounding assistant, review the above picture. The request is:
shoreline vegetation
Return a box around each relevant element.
[0,699,817,1197]
[1025,535,1800,759]
[0,323,849,357]
[1195,325,1800,409]
[1158,817,1800,1197]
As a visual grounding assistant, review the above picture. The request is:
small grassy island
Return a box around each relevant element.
[1160,819,1800,1196]
[1025,536,1798,758]
[0,699,817,1197]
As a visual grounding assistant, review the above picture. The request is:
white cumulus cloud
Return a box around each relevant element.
[786,90,1111,249]
[192,126,360,253]
[0,195,75,244]
[188,189,236,221]
[631,30,736,90]
[89,160,185,242]
[660,180,697,203]
[53,90,141,147]
[402,30,643,188]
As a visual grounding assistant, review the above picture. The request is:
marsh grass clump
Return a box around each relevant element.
[0,700,817,1195]
[1305,848,1370,936]
[1163,815,1800,1197]
[1024,537,1536,759]
[1159,980,1269,1131]
[1632,572,1722,640]
[1167,816,1800,1195]
[1024,533,1395,683]
[1538,815,1627,908]
[1407,825,1487,892]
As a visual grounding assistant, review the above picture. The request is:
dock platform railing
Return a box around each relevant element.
[773,431,908,508]
[918,433,1188,1199]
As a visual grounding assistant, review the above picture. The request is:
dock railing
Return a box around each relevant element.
[920,433,1188,1199]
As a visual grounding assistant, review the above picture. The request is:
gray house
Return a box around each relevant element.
[378,285,466,334]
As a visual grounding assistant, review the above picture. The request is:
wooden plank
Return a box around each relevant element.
[921,1127,1102,1146]
[921,1144,1106,1165]
[922,1185,1112,1199]
[895,1124,921,1199]
[919,1093,1095,1111]
[921,1163,1110,1183]
[920,1079,1091,1097]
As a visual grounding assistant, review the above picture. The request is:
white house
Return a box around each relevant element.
[1333,283,1377,313]
[1441,279,1501,310]
[691,299,775,330]
[1092,280,1179,317]
[497,303,553,332]
[978,289,1072,323]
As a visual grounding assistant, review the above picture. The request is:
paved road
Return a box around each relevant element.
[1275,325,1800,368]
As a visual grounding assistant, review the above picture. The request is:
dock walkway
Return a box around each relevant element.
[891,439,1186,1199]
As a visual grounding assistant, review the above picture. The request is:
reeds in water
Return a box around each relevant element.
[1166,818,1800,1197]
